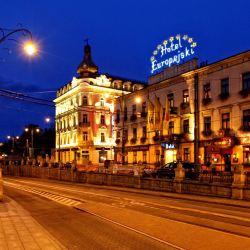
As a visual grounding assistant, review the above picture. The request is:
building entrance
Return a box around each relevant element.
[223,154,231,172]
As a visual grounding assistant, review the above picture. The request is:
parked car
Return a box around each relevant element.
[154,162,195,178]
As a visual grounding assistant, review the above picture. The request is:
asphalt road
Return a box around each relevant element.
[3,177,250,250]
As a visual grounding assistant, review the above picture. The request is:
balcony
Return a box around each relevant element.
[140,111,147,118]
[239,126,250,132]
[140,137,147,143]
[218,128,235,137]
[218,92,229,100]
[180,102,190,115]
[130,138,137,144]
[170,107,178,115]
[130,114,137,122]
[115,138,121,144]
[202,130,213,137]
[239,89,250,98]
[79,122,91,127]
[202,97,212,105]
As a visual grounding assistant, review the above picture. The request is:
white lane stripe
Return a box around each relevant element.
[76,207,185,250]
[5,179,250,223]
[4,181,81,208]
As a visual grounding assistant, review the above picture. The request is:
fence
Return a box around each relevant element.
[1,164,250,200]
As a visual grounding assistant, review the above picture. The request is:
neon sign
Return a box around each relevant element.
[150,34,197,74]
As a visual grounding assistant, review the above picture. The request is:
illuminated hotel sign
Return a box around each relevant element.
[150,34,197,74]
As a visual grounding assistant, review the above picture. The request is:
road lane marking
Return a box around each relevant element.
[4,179,250,223]
[5,182,82,207]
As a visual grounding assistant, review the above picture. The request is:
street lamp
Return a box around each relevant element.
[0,27,38,57]
[7,135,19,153]
[25,127,40,158]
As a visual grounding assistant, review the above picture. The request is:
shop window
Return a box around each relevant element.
[83,132,88,141]
[183,89,189,103]
[184,148,190,161]
[183,119,189,133]
[168,121,174,135]
[243,109,250,131]
[242,72,250,91]
[99,150,107,163]
[221,113,230,129]
[101,115,105,125]
[243,147,250,163]
[221,78,229,95]
[101,133,105,142]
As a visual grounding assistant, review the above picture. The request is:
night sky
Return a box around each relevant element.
[0,0,250,141]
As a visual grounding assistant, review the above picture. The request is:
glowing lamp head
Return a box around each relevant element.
[135,97,141,104]
[23,41,37,56]
[45,117,50,123]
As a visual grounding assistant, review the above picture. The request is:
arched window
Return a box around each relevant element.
[83,96,88,106]
[100,98,104,107]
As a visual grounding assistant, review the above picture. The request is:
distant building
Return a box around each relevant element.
[54,42,145,167]
[114,50,250,171]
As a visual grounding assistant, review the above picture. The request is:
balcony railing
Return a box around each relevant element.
[140,111,147,118]
[130,138,137,144]
[130,114,137,121]
[170,107,178,115]
[140,137,147,143]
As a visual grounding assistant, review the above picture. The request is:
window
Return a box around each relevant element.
[183,119,189,133]
[100,98,104,107]
[156,150,160,163]
[83,114,88,123]
[83,132,88,141]
[204,116,211,132]
[101,115,105,125]
[243,147,250,163]
[133,128,137,139]
[124,107,128,121]
[221,113,230,129]
[133,151,137,163]
[168,121,174,135]
[203,83,211,99]
[142,102,146,113]
[168,93,174,107]
[143,151,147,163]
[101,133,105,142]
[132,104,136,114]
[183,89,189,103]
[243,109,250,130]
[83,96,88,106]
[184,148,190,161]
[116,110,120,123]
[123,129,128,142]
[142,126,147,138]
[242,72,250,90]
[221,78,229,95]
[116,131,121,139]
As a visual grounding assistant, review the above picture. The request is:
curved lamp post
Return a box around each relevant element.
[0,27,37,56]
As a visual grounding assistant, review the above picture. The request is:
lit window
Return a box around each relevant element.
[100,98,104,107]
[221,113,230,129]
[183,89,189,103]
[101,133,105,142]
[133,151,137,163]
[184,148,190,161]
[83,132,88,141]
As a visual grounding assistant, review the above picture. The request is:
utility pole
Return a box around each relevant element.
[194,73,200,167]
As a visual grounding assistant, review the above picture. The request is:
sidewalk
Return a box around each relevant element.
[0,196,66,250]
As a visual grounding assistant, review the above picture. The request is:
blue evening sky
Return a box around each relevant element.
[0,0,250,141]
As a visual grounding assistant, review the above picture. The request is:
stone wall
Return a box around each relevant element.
[1,165,250,200]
